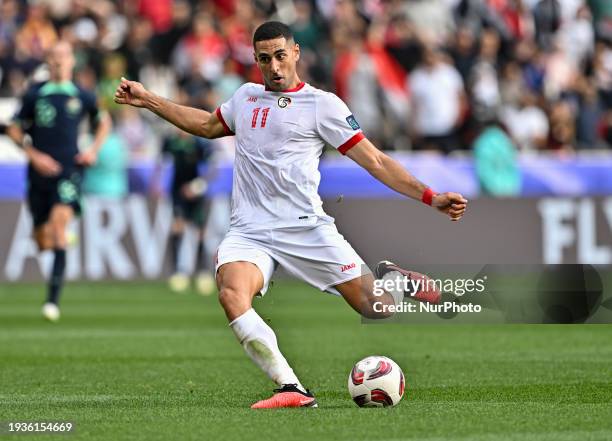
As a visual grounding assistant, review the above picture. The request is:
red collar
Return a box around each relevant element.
[265,81,305,93]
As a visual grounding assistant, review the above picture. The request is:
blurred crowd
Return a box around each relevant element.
[1,0,612,157]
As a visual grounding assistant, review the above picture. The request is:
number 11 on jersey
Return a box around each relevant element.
[252,107,270,128]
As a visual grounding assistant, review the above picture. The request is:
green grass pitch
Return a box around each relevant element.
[1,281,611,440]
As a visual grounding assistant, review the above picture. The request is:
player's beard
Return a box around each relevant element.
[268,77,285,91]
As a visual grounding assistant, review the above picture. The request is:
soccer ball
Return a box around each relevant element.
[348,356,405,407]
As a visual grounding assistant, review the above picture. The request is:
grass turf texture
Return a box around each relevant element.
[1,281,611,441]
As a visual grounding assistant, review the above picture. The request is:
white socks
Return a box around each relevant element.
[230,308,305,392]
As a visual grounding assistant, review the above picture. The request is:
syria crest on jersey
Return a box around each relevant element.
[346,114,360,130]
[278,96,291,108]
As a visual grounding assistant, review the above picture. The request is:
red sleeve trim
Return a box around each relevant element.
[338,132,365,155]
[215,108,234,136]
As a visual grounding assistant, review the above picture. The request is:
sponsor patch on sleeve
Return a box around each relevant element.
[346,114,360,130]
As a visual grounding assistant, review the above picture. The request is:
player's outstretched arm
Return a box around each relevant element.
[113,77,226,139]
[346,138,468,221]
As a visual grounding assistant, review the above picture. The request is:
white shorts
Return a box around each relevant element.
[215,222,368,296]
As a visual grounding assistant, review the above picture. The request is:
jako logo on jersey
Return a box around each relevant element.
[247,96,258,102]
[346,114,360,130]
[278,96,291,108]
[341,263,356,272]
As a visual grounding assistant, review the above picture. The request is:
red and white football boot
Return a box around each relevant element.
[251,384,318,409]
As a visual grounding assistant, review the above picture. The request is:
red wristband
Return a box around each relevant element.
[421,188,436,206]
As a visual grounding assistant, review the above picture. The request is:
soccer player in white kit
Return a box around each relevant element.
[115,21,467,409]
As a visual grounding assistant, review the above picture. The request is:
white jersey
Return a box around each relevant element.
[216,82,364,232]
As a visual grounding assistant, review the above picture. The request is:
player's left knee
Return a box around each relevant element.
[218,287,239,306]
[49,208,73,247]
[33,225,53,250]
[35,234,53,251]
[49,222,67,248]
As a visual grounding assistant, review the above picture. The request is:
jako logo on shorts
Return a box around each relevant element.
[341,263,356,272]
